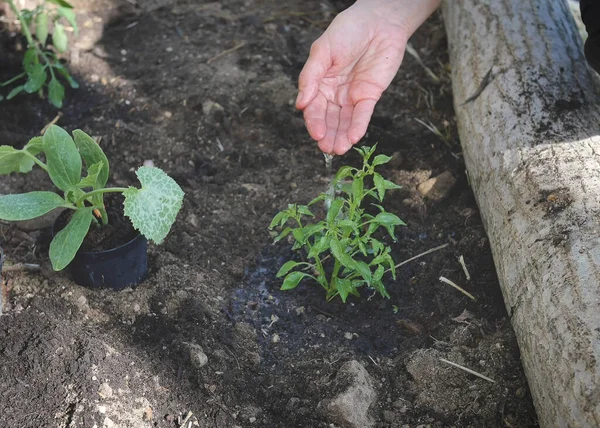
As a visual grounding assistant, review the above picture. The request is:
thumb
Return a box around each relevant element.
[296,39,331,110]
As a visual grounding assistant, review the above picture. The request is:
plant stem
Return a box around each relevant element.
[0,72,26,87]
[329,259,341,295]
[75,187,128,205]
[22,150,48,171]
[7,0,35,47]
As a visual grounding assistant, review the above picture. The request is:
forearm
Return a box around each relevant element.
[355,0,442,37]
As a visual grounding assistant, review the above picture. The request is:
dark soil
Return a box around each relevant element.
[0,1,538,427]
[55,193,138,252]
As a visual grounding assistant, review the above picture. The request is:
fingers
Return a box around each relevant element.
[348,98,377,145]
[317,102,341,154]
[303,93,328,141]
[297,40,331,110]
[331,105,354,155]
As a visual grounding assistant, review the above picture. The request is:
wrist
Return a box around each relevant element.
[355,0,442,38]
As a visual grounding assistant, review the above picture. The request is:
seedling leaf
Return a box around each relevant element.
[52,23,68,53]
[276,260,305,277]
[7,85,25,100]
[48,77,65,108]
[43,125,82,191]
[49,207,93,271]
[24,63,47,93]
[73,130,109,187]
[0,192,67,221]
[0,146,36,174]
[123,166,185,244]
[77,162,103,188]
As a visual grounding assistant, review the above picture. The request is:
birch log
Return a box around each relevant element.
[442,1,600,426]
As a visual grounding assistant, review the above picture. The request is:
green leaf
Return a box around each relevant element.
[0,192,67,221]
[49,207,93,271]
[333,165,354,184]
[281,271,310,290]
[355,261,372,283]
[24,63,47,93]
[352,176,364,203]
[335,278,353,303]
[0,146,34,174]
[46,0,74,8]
[6,85,25,100]
[23,48,37,73]
[373,265,385,282]
[72,130,109,188]
[297,205,314,217]
[373,173,385,201]
[330,238,358,271]
[269,211,287,229]
[326,198,344,224]
[77,161,103,188]
[308,194,325,206]
[52,62,79,89]
[308,235,330,258]
[123,166,185,244]
[56,7,78,35]
[24,136,44,156]
[48,77,65,108]
[35,11,49,45]
[374,212,406,227]
[273,227,292,243]
[276,260,304,278]
[371,154,392,167]
[291,228,304,243]
[43,125,82,191]
[52,23,68,53]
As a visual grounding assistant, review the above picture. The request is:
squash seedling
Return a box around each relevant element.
[0,125,184,271]
[1,0,79,107]
[269,145,405,303]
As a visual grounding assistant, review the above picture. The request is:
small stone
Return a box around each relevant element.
[319,360,377,428]
[143,159,155,167]
[132,303,141,313]
[515,387,526,399]
[185,343,208,368]
[271,334,280,343]
[388,151,403,168]
[249,417,256,423]
[187,214,199,228]
[344,332,353,340]
[163,111,173,119]
[286,397,300,409]
[417,171,456,201]
[295,306,305,315]
[166,47,173,52]
[97,405,107,414]
[103,417,115,428]
[383,410,395,423]
[120,49,127,56]
[98,382,113,399]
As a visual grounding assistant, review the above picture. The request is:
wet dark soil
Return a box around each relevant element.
[0,1,538,427]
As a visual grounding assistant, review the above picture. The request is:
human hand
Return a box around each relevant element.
[296,0,441,155]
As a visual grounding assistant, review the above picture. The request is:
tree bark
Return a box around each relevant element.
[442,1,600,426]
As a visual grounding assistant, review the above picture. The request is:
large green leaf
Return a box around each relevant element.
[0,192,67,221]
[330,238,358,271]
[43,125,82,191]
[49,207,93,271]
[0,146,34,174]
[72,130,108,188]
[123,166,184,244]
[326,198,344,224]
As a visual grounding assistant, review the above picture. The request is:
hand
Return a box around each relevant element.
[296,0,441,155]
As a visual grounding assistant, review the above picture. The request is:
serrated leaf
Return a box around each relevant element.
[72,130,108,188]
[281,271,310,290]
[48,77,65,108]
[24,63,47,93]
[0,192,67,221]
[36,11,49,45]
[49,207,93,271]
[43,125,82,191]
[0,146,34,174]
[56,6,78,35]
[123,166,184,244]
[371,154,392,167]
[276,260,304,277]
[6,85,25,100]
[77,161,103,188]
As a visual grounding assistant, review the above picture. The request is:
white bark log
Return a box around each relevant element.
[442,1,600,427]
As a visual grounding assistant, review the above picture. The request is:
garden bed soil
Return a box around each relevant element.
[0,0,538,427]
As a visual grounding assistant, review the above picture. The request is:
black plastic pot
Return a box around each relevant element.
[68,233,148,290]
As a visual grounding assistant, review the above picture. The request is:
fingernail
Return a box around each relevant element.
[295,91,303,106]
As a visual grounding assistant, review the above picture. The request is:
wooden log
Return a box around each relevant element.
[441,1,600,426]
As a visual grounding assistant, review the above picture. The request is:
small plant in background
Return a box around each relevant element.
[0,125,185,271]
[1,0,79,107]
[269,145,405,303]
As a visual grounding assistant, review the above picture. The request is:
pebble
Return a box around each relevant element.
[271,334,280,343]
[185,343,209,368]
[344,332,353,340]
[417,171,456,201]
